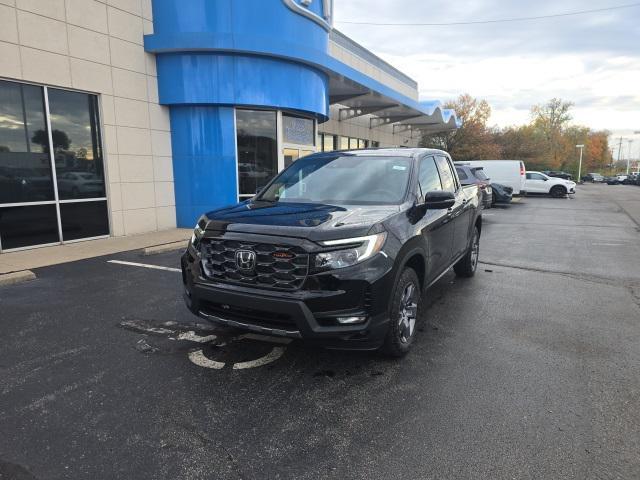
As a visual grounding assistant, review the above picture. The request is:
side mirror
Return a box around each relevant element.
[423,191,456,210]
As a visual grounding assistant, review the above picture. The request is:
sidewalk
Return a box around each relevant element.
[0,229,191,275]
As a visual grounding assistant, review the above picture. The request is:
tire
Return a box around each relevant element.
[380,267,421,357]
[550,185,566,198]
[454,226,480,278]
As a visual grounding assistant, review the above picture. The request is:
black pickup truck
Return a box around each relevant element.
[182,148,482,356]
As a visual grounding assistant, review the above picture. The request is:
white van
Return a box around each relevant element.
[464,160,527,195]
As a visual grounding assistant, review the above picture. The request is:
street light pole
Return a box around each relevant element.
[627,139,633,175]
[576,144,584,181]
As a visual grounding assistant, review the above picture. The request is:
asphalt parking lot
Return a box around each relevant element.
[1,184,639,480]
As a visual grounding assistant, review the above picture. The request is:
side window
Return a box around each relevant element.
[526,173,532,180]
[529,173,545,180]
[418,157,443,196]
[434,156,456,192]
[455,167,468,180]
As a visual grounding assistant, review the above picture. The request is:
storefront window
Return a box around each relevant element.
[339,136,349,150]
[0,80,109,251]
[0,80,54,204]
[48,89,105,201]
[283,115,314,146]
[321,134,335,152]
[236,110,278,197]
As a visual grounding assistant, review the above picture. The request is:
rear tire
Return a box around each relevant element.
[380,268,421,358]
[454,226,480,278]
[550,185,566,198]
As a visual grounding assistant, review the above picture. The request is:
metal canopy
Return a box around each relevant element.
[327,75,460,133]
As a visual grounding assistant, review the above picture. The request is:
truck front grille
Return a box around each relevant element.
[200,238,309,291]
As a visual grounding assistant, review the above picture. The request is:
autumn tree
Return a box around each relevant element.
[420,94,500,161]
[530,98,574,169]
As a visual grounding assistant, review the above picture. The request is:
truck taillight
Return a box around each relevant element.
[520,162,525,176]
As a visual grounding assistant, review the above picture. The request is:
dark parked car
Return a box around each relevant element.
[581,173,604,183]
[182,148,483,357]
[544,170,573,180]
[605,176,620,185]
[622,174,638,185]
[491,183,513,204]
[454,163,492,208]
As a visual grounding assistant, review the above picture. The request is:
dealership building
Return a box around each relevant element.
[0,0,459,252]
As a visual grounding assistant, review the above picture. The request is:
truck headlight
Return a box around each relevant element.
[190,216,206,248]
[315,233,387,270]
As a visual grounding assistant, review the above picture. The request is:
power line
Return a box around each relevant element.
[335,2,640,26]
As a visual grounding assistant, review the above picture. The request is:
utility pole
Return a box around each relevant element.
[627,139,633,175]
[617,137,623,169]
[576,144,584,181]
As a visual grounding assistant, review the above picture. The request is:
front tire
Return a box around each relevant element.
[454,226,480,278]
[550,185,566,198]
[380,268,421,357]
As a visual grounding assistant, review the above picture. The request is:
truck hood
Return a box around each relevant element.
[202,201,401,242]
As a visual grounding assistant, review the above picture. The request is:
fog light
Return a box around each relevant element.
[336,316,367,325]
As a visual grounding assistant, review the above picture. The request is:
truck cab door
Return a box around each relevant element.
[434,156,470,260]
[416,156,454,284]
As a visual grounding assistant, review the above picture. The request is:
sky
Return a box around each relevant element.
[333,0,640,159]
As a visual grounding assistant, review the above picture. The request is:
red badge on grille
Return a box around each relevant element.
[272,251,295,259]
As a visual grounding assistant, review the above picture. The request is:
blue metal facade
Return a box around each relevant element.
[145,0,459,228]
[146,0,332,227]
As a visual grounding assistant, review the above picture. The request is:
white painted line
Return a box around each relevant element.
[232,346,285,370]
[188,350,225,369]
[107,260,181,273]
[177,331,218,343]
[592,243,627,246]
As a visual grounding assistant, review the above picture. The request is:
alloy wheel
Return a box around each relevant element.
[398,283,418,343]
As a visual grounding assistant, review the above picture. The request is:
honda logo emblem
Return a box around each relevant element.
[235,250,256,271]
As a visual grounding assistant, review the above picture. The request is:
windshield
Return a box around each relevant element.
[258,155,412,205]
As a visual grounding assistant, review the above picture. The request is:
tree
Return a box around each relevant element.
[31,129,71,153]
[420,94,500,161]
[530,98,574,169]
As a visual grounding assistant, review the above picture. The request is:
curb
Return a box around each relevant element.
[0,270,37,287]
[143,241,187,256]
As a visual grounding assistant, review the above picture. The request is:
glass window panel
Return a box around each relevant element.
[236,110,277,196]
[349,137,358,149]
[300,150,314,158]
[339,136,349,150]
[0,80,54,204]
[419,157,443,194]
[48,89,105,200]
[0,204,59,250]
[322,134,334,152]
[283,148,299,168]
[60,201,109,241]
[358,139,366,149]
[282,115,315,146]
[434,156,456,192]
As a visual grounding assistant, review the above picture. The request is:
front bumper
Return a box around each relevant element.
[181,248,395,350]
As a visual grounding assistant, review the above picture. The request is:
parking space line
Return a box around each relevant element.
[107,260,181,273]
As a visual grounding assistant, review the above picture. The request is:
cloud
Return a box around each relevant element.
[333,0,640,147]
